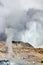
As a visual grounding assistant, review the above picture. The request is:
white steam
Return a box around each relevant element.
[5,27,13,59]
[6,9,43,48]
[0,0,43,48]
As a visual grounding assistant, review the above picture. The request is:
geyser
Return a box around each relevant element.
[5,26,13,59]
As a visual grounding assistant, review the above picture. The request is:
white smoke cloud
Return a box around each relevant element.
[0,0,43,48]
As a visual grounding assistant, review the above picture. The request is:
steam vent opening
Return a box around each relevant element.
[41,61,43,63]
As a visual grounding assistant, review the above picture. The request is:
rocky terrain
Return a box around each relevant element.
[0,41,43,65]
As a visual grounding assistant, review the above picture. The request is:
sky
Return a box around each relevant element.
[0,0,43,48]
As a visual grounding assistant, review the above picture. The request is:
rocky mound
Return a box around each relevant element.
[12,41,33,48]
[0,41,43,63]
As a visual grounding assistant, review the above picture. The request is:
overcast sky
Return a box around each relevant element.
[0,0,43,48]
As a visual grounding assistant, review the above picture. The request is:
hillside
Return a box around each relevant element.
[0,41,43,63]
